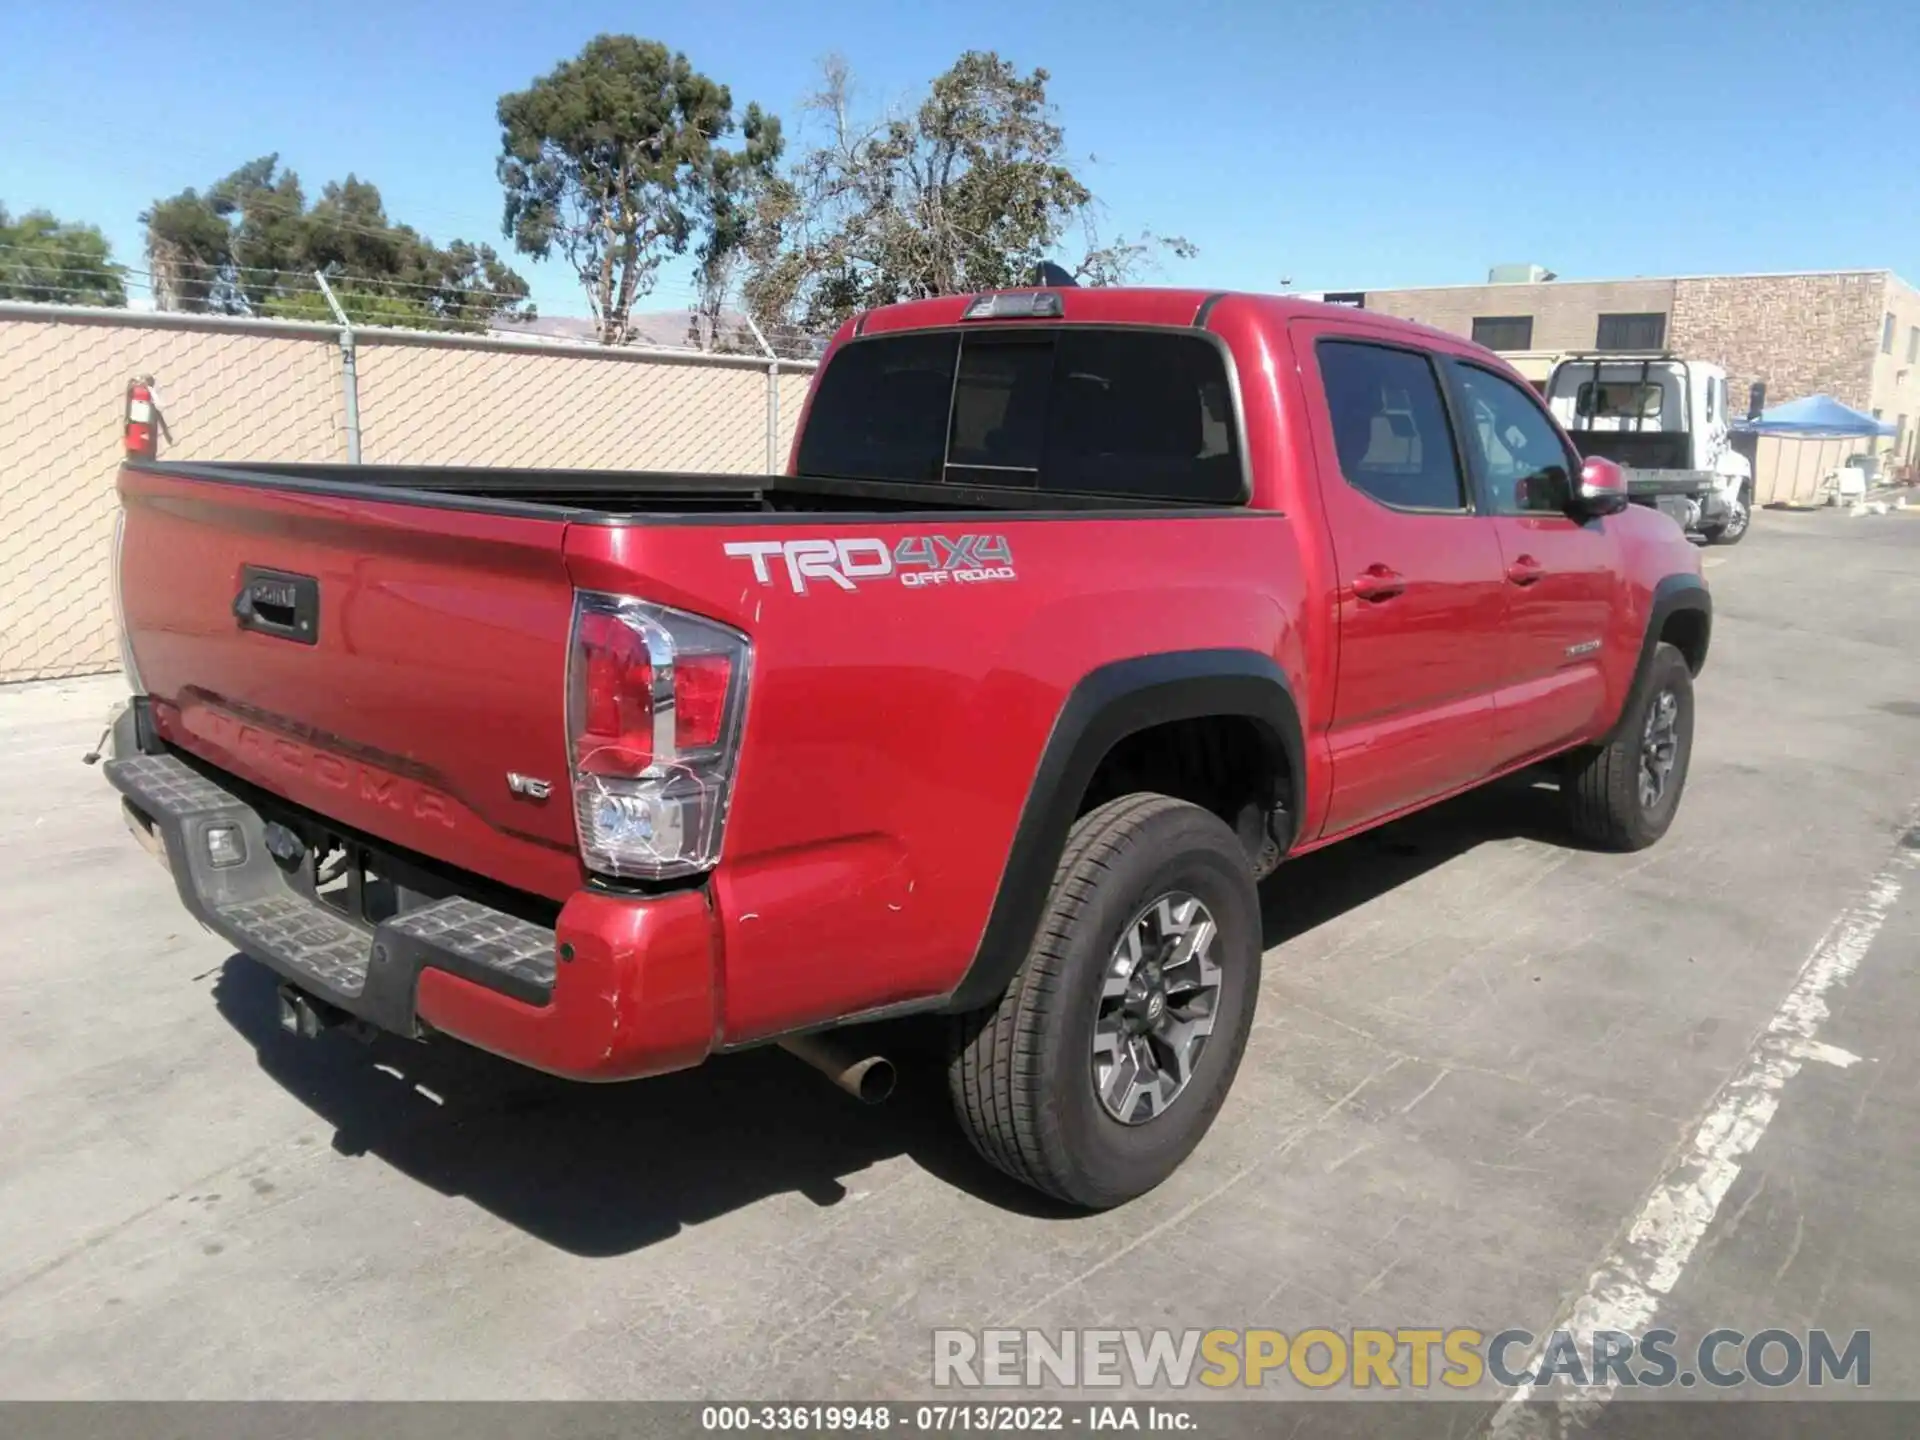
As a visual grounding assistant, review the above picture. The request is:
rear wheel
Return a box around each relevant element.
[1565,642,1695,851]
[1703,483,1751,545]
[946,794,1261,1209]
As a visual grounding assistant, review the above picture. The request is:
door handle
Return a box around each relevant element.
[1351,564,1405,602]
[1505,555,1545,586]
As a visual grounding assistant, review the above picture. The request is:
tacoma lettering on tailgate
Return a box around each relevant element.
[197,710,459,828]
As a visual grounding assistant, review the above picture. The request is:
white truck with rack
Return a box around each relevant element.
[1545,353,1753,544]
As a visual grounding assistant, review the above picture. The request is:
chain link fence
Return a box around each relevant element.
[354,334,813,472]
[0,303,816,684]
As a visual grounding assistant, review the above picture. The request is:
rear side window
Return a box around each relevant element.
[794,330,956,483]
[1041,330,1239,499]
[1315,341,1466,512]
[948,334,1052,473]
[795,327,1244,503]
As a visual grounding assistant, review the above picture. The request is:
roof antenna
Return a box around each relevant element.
[1033,261,1078,288]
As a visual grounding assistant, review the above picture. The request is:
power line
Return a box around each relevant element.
[1,277,828,350]
[0,247,541,308]
[0,248,801,312]
[1,236,720,301]
[0,243,132,267]
[13,190,734,291]
[0,244,715,314]
[0,268,798,333]
[4,247,828,349]
[7,199,522,269]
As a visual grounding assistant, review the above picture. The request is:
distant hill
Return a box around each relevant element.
[490,308,749,350]
[488,308,823,359]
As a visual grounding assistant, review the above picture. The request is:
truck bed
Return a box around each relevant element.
[113,456,1291,1045]
[1568,430,1692,476]
[150,461,1240,518]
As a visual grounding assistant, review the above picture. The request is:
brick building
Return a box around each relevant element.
[1304,268,1920,483]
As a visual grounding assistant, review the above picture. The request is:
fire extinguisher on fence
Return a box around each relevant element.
[124,376,163,460]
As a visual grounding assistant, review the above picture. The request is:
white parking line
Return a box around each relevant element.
[1488,807,1920,1438]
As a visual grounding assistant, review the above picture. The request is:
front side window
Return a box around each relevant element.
[1316,341,1466,512]
[1454,364,1575,516]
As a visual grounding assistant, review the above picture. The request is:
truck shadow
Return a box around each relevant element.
[212,957,1053,1256]
[212,770,1573,1257]
[1259,770,1577,948]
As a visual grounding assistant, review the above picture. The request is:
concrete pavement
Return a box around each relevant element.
[2,507,1918,1414]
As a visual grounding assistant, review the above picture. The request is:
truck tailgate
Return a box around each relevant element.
[118,467,583,900]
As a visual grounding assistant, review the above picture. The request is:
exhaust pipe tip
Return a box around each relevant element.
[846,1054,896,1105]
[779,1033,896,1105]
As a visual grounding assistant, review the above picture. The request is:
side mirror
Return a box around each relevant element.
[1572,455,1629,517]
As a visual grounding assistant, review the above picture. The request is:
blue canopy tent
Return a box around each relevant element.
[1733,395,1898,505]
[1733,394,1896,439]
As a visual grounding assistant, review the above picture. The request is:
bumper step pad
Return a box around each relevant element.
[220,893,373,996]
[106,751,557,1035]
[386,897,557,1003]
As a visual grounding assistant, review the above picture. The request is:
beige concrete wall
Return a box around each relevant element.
[1867,275,1920,474]
[0,310,814,684]
[1361,278,1677,353]
[0,315,348,684]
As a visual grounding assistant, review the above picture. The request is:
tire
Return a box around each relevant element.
[1565,641,1695,851]
[1709,484,1752,545]
[946,793,1261,1209]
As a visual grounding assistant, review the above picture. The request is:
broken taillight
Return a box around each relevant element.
[671,653,733,752]
[566,592,750,880]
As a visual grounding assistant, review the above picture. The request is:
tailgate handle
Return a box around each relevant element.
[235,567,319,645]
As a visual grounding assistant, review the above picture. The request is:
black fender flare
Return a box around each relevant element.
[945,649,1304,1012]
[1611,573,1711,738]
[1639,573,1711,676]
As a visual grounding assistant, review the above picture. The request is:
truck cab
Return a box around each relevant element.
[1546,354,1753,544]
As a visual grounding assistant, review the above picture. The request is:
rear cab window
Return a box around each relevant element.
[796,327,1246,504]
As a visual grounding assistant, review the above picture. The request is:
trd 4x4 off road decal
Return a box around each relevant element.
[724,536,1016,594]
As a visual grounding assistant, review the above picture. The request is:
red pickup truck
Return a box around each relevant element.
[104,287,1708,1209]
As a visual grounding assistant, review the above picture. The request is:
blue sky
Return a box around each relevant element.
[3,0,1914,317]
